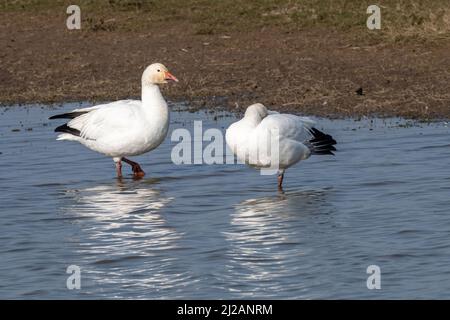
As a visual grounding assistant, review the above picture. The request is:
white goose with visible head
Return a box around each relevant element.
[225,103,337,190]
[50,63,178,178]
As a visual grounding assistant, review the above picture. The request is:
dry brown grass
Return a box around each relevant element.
[2,0,450,42]
[1,1,450,119]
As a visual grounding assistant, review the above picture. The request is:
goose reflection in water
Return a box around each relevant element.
[66,178,172,220]
[222,188,334,298]
[61,179,192,298]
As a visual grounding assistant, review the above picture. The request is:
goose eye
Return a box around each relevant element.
[157,69,161,72]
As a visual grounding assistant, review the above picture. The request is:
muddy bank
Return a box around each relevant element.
[1,10,450,119]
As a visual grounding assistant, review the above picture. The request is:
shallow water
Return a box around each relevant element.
[0,103,449,299]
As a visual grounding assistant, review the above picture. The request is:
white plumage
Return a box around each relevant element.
[225,103,336,189]
[50,63,178,178]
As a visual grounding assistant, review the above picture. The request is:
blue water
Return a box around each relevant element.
[0,103,449,299]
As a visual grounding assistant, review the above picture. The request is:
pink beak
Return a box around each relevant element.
[164,71,179,82]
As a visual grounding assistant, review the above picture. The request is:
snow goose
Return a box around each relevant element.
[49,63,178,178]
[225,103,336,190]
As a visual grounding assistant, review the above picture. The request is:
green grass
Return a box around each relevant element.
[2,0,450,41]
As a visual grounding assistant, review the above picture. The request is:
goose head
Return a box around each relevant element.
[142,63,178,86]
[244,103,269,122]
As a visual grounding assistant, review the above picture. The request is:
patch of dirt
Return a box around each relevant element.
[1,11,450,119]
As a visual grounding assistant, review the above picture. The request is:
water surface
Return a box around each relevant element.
[0,104,449,299]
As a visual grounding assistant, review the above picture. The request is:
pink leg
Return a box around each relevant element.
[277,172,284,191]
[115,161,123,178]
[123,157,145,178]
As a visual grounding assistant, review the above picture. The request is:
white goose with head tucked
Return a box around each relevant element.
[50,63,178,178]
[225,103,337,190]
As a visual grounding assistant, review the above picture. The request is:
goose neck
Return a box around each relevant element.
[142,84,164,104]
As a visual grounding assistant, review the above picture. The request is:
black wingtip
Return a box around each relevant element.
[54,124,81,137]
[308,127,337,156]
[49,111,88,120]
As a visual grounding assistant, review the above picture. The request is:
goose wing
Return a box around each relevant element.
[52,100,141,140]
